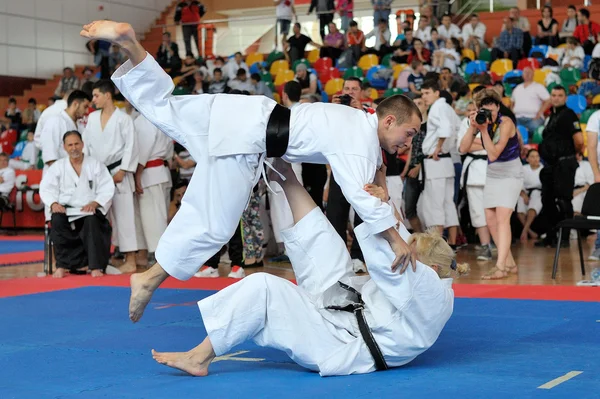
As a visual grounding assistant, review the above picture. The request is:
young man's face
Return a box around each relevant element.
[28,102,36,110]
[421,88,439,106]
[0,156,8,169]
[414,98,427,114]
[92,88,110,109]
[377,113,421,154]
[214,71,222,81]
[76,100,91,119]
[27,132,34,142]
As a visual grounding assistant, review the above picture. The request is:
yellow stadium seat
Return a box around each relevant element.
[245,52,264,66]
[594,94,600,105]
[325,78,344,96]
[469,83,480,92]
[392,64,408,80]
[490,59,513,76]
[533,69,550,85]
[547,53,560,61]
[36,104,47,112]
[274,69,295,86]
[270,59,289,77]
[307,49,320,64]
[358,54,379,71]
[273,92,281,104]
[462,48,475,60]
[557,43,567,49]
[114,101,126,109]
[172,76,184,86]
[369,88,379,100]
[502,97,511,107]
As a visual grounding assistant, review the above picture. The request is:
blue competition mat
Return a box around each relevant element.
[0,287,598,398]
[0,240,43,255]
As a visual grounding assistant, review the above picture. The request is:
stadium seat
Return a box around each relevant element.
[529,45,549,60]
[260,70,273,83]
[517,58,541,70]
[584,55,592,71]
[560,67,581,88]
[533,125,544,144]
[533,69,551,85]
[517,125,529,144]
[461,48,475,61]
[249,61,266,75]
[270,59,290,76]
[580,109,596,124]
[381,53,393,67]
[464,60,487,75]
[318,66,342,84]
[274,69,295,87]
[366,65,389,89]
[368,88,379,100]
[273,92,281,104]
[384,87,405,97]
[502,96,511,107]
[266,51,285,66]
[306,49,319,64]
[358,54,379,71]
[172,87,190,95]
[343,66,363,79]
[490,59,513,76]
[479,48,491,62]
[292,58,311,72]
[246,53,264,66]
[566,94,587,114]
[392,64,408,80]
[468,83,480,92]
[547,81,558,92]
[313,57,333,72]
[503,84,513,97]
[324,78,344,96]
[594,94,600,105]
[503,69,523,88]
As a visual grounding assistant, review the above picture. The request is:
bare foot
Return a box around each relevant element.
[53,268,66,278]
[528,230,538,239]
[520,232,528,242]
[481,266,508,280]
[91,269,104,278]
[119,261,138,274]
[129,273,153,323]
[80,21,136,46]
[151,349,211,377]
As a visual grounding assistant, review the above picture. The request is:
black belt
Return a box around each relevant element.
[107,159,122,171]
[326,281,389,371]
[421,152,452,189]
[527,187,541,196]
[265,104,291,158]
[458,153,488,205]
[574,185,584,189]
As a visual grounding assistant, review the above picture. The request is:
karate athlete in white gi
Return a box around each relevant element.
[458,102,493,260]
[83,80,140,273]
[151,159,467,377]
[34,92,70,151]
[420,80,459,242]
[517,149,543,242]
[39,131,115,278]
[80,21,422,323]
[134,114,172,264]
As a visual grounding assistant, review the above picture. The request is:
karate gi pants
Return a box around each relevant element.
[198,207,357,374]
[50,212,112,271]
[110,175,141,253]
[466,186,486,229]
[155,134,261,280]
[137,183,169,253]
[421,177,459,229]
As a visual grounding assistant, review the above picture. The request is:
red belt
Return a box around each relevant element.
[145,159,165,168]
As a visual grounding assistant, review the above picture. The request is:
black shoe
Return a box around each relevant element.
[534,239,551,248]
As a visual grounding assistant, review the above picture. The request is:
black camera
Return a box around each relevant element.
[475,108,492,125]
[339,94,353,106]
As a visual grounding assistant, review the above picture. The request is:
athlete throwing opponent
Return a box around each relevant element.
[80,21,422,323]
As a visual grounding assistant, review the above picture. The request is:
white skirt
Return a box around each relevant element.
[484,159,524,209]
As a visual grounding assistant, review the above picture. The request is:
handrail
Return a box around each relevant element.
[456,0,484,26]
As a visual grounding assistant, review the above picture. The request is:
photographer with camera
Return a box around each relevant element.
[461,89,523,280]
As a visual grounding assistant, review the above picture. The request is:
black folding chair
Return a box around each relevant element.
[0,188,17,232]
[44,221,53,276]
[552,183,600,279]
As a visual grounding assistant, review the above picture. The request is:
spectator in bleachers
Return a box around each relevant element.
[392,28,415,64]
[308,0,335,40]
[438,67,465,101]
[320,22,345,61]
[561,37,585,69]
[157,32,182,74]
[511,67,550,140]
[573,8,600,54]
[415,15,432,43]
[4,98,21,131]
[0,119,17,157]
[11,131,39,170]
[420,4,437,27]
[191,70,204,94]
[507,7,532,57]
[426,28,444,52]
[345,20,366,63]
[336,0,353,32]
[54,67,80,98]
[274,0,296,49]
[40,131,114,278]
[285,23,320,65]
[207,56,225,79]
[392,20,410,43]
[86,39,111,79]
[21,98,40,132]
[224,52,249,81]
[208,68,228,94]
[228,69,254,92]
[436,13,461,41]
[294,63,318,95]
[536,6,559,47]
[517,149,543,241]
[250,73,274,99]
[173,142,196,183]
[109,45,126,74]
[572,152,593,216]
[0,153,15,205]
[174,1,206,57]
[80,67,98,89]
[592,34,600,58]
[492,17,523,69]
[432,37,460,73]
[365,19,392,57]
[371,0,393,25]
[407,39,431,65]
[48,97,56,107]
[561,5,579,40]
[408,60,426,94]
[462,14,486,58]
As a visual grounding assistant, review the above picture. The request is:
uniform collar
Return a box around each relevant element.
[552,104,567,114]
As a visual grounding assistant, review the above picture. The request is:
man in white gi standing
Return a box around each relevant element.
[34,91,71,151]
[420,80,459,245]
[39,131,115,278]
[80,21,422,323]
[83,80,140,273]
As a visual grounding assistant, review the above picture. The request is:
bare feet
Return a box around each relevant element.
[481,266,508,280]
[151,338,216,376]
[80,21,135,46]
[53,268,66,278]
[91,269,104,277]
[520,232,528,242]
[129,273,153,322]
[119,261,137,274]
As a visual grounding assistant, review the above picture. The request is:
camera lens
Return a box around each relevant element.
[475,112,487,125]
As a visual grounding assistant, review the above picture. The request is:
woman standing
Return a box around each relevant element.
[461,89,524,279]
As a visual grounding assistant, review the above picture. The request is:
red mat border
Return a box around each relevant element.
[0,275,599,301]
[0,251,44,266]
[0,235,44,241]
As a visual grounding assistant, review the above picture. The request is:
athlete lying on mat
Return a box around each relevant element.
[152,160,468,377]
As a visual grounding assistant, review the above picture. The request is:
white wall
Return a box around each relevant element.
[0,0,172,78]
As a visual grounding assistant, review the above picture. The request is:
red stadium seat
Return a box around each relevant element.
[517,58,541,70]
[313,57,333,73]
[318,67,341,84]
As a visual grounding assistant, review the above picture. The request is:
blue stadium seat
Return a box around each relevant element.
[366,65,389,90]
[249,62,267,75]
[464,60,487,75]
[502,69,523,89]
[529,45,549,60]
[517,125,529,144]
[566,94,587,114]
[583,54,592,72]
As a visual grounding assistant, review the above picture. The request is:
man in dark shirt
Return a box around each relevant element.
[285,23,320,65]
[536,85,584,247]
[156,32,182,74]
[174,1,206,57]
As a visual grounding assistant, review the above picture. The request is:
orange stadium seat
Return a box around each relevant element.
[274,69,295,87]
[324,78,344,96]
[269,60,289,77]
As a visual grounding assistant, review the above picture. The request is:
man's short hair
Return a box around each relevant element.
[375,95,422,125]
[67,90,91,107]
[236,68,246,77]
[63,130,82,143]
[8,98,16,104]
[404,27,412,34]
[250,73,261,81]
[411,59,423,70]
[92,80,116,98]
[63,67,73,73]
[213,67,222,74]
[421,79,440,92]
[470,13,479,19]
[345,76,362,85]
[551,84,568,95]
[361,81,372,90]
[431,28,438,34]
[163,32,171,38]
[349,20,358,27]
[579,8,590,19]
[441,67,452,74]
[378,18,387,25]
[472,85,486,96]
[234,51,242,57]
[28,98,36,105]
[216,56,225,63]
[568,5,576,11]
[0,152,8,159]
[441,13,452,20]
[283,81,302,103]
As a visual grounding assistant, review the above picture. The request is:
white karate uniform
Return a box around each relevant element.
[21,141,40,168]
[573,160,594,213]
[267,162,303,243]
[83,107,140,252]
[421,98,459,229]
[39,111,77,167]
[457,118,487,228]
[112,53,397,280]
[0,167,16,196]
[39,156,115,222]
[517,164,543,214]
[34,99,67,150]
[134,115,172,253]
[198,207,453,376]
[437,24,462,40]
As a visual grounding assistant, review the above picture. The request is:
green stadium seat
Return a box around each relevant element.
[533,125,544,144]
[547,81,558,93]
[292,58,311,72]
[479,48,491,63]
[266,51,285,66]
[343,66,363,79]
[580,108,597,124]
[559,67,581,88]
[260,71,273,83]
[381,53,393,68]
[384,88,405,97]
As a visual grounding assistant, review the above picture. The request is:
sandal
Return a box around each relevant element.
[481,266,508,280]
[507,265,518,274]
